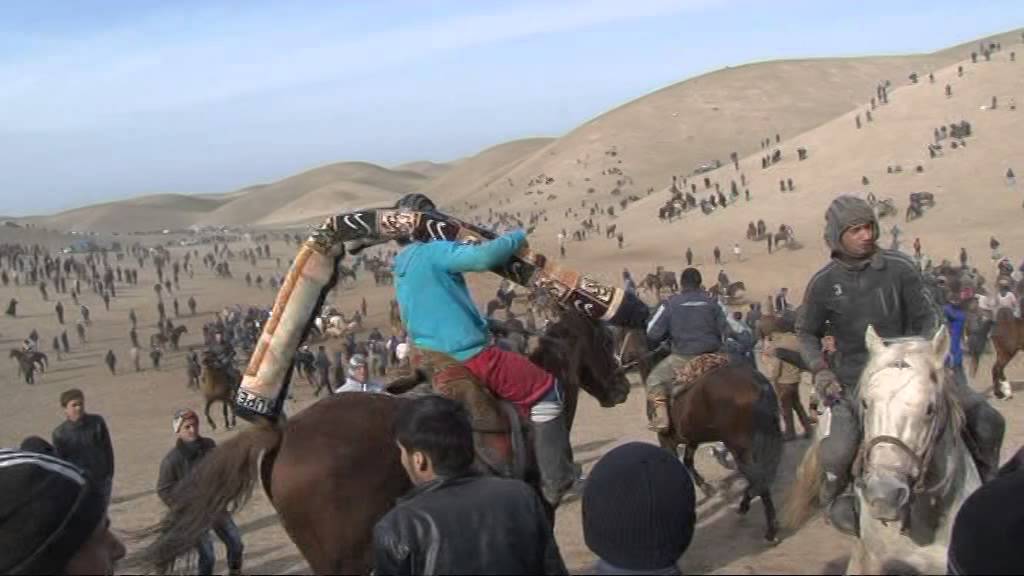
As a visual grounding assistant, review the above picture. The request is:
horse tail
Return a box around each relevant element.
[134,423,283,572]
[781,435,823,530]
[745,369,782,495]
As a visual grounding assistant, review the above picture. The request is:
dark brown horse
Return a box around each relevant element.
[616,328,783,542]
[9,349,47,384]
[199,352,238,430]
[659,361,782,542]
[139,310,629,574]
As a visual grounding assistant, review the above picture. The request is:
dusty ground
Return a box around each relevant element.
[0,233,1021,575]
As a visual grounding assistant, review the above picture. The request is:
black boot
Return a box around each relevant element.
[821,474,859,536]
[532,413,576,507]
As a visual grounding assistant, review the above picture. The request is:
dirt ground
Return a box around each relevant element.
[1,236,1021,575]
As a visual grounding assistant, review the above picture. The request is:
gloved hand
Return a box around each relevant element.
[814,370,842,407]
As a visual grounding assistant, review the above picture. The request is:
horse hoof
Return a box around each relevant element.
[738,502,751,515]
[764,533,780,546]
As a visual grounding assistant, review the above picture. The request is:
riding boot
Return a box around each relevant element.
[962,399,1006,483]
[532,413,576,508]
[821,473,859,536]
[647,389,671,432]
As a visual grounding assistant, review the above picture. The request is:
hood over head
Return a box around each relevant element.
[824,195,879,259]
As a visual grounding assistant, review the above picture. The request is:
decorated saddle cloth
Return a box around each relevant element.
[410,348,525,478]
[671,353,730,398]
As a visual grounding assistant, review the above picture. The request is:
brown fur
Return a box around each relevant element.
[138,308,627,574]
[200,355,238,430]
[658,362,782,541]
[990,309,1024,397]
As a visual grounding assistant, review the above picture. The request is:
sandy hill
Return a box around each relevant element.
[420,138,555,208]
[23,193,228,233]
[199,161,429,227]
[396,160,454,179]
[438,28,1024,214]
[489,33,1023,309]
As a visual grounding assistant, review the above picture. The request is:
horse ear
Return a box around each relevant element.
[931,325,950,364]
[864,324,885,355]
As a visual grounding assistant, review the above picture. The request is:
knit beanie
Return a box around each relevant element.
[583,442,696,570]
[0,449,107,574]
[948,468,1024,574]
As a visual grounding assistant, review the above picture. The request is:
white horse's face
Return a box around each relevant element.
[858,325,949,522]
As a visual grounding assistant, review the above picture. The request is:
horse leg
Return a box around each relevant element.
[992,350,1010,399]
[205,398,218,430]
[739,488,752,514]
[684,444,715,497]
[761,490,779,543]
[222,401,231,430]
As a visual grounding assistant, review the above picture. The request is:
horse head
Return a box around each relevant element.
[533,309,630,408]
[857,324,957,522]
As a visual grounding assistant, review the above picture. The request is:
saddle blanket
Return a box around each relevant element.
[672,352,730,398]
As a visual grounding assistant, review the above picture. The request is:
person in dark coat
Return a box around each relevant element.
[796,195,1004,532]
[157,409,244,575]
[372,396,566,575]
[51,389,115,507]
[104,350,117,375]
[0,449,126,574]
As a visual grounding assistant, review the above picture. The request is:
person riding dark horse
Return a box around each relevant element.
[644,268,728,431]
[392,194,575,507]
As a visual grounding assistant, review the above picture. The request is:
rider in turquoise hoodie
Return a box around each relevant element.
[393,229,526,361]
[392,215,575,507]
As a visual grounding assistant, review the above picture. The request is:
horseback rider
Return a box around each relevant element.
[645,268,728,431]
[209,332,238,381]
[334,354,385,394]
[795,195,1005,533]
[392,193,576,507]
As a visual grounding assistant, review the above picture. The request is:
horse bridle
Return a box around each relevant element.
[857,364,948,495]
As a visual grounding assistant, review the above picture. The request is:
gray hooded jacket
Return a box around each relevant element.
[795,195,942,389]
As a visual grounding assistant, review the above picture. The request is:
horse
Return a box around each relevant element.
[783,325,980,574]
[990,308,1023,399]
[659,270,679,294]
[198,352,239,430]
[138,309,630,574]
[906,202,924,222]
[9,349,47,385]
[658,354,783,542]
[168,325,188,351]
[773,225,794,248]
[708,281,747,304]
[150,333,168,351]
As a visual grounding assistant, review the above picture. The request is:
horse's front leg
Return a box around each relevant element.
[684,444,716,497]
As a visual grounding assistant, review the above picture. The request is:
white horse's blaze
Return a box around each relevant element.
[849,324,978,575]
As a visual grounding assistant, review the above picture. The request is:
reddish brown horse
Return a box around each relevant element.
[138,310,628,574]
[990,309,1024,399]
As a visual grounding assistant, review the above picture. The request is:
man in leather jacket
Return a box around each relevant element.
[372,396,566,575]
[796,195,1005,533]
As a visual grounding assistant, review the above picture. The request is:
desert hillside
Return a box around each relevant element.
[23,28,1022,234]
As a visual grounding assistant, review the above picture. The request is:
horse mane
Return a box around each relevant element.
[529,307,620,406]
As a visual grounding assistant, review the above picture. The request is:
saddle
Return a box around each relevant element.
[410,348,527,479]
[671,353,730,399]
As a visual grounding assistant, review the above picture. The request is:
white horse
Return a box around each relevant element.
[785,325,981,574]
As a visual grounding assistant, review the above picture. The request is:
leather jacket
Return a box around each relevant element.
[373,474,567,575]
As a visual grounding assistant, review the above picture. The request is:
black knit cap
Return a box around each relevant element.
[0,449,107,574]
[583,442,696,570]
[948,468,1024,574]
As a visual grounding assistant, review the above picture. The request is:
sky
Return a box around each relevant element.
[1,0,1022,216]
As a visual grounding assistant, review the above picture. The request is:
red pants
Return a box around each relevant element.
[464,346,554,417]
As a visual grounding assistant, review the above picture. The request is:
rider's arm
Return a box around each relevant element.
[796,280,828,374]
[440,230,527,273]
[646,302,670,345]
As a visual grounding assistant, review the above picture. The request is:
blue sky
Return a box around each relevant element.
[1,0,1021,216]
